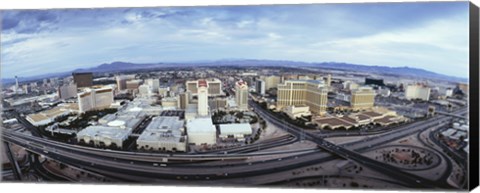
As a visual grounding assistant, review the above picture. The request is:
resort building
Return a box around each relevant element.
[235,80,249,111]
[277,80,328,115]
[405,84,431,101]
[350,87,376,110]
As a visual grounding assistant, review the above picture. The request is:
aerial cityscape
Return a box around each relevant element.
[0,2,471,191]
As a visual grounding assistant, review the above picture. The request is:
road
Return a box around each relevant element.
[2,99,467,188]
[250,100,467,189]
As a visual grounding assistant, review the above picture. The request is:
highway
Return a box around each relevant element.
[2,98,467,188]
[250,100,467,189]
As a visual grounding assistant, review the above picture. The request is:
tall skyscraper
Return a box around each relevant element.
[178,91,190,110]
[23,85,29,94]
[77,86,114,113]
[197,80,209,116]
[277,80,328,115]
[126,80,142,91]
[350,87,376,110]
[72,72,93,88]
[146,79,160,93]
[326,74,332,87]
[185,78,223,96]
[115,75,135,91]
[405,84,431,101]
[138,84,152,97]
[263,75,281,90]
[15,75,19,94]
[256,80,266,95]
[365,78,385,87]
[235,80,249,111]
[58,83,78,100]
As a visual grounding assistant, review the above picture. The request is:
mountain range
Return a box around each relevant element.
[2,59,468,85]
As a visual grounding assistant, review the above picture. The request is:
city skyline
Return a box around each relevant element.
[1,2,470,79]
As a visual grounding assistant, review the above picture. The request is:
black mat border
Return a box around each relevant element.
[469,1,479,191]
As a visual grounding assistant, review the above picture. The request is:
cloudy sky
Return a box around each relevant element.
[1,2,470,79]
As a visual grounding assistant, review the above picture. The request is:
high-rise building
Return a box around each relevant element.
[186,81,198,94]
[263,75,281,90]
[207,79,222,96]
[350,87,376,110]
[256,80,266,95]
[77,86,114,113]
[126,80,142,91]
[15,76,19,94]
[326,74,332,87]
[185,78,223,96]
[405,84,431,101]
[49,77,58,86]
[342,81,359,91]
[197,80,209,116]
[277,80,328,115]
[208,97,227,111]
[30,82,38,89]
[72,72,93,88]
[365,78,385,87]
[23,85,29,94]
[58,83,78,100]
[138,84,152,97]
[457,83,469,95]
[146,79,160,93]
[445,88,453,97]
[235,80,249,111]
[178,91,191,110]
[115,75,135,91]
[282,74,299,82]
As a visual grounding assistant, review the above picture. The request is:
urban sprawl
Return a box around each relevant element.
[1,66,469,189]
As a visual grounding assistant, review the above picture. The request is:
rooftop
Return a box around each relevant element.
[77,125,132,140]
[145,116,184,132]
[219,123,252,135]
[27,103,78,122]
[187,117,216,133]
[138,117,185,143]
[315,117,355,128]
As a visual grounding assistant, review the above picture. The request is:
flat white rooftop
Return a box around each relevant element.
[187,117,216,133]
[219,123,252,135]
[138,117,185,143]
[77,126,132,141]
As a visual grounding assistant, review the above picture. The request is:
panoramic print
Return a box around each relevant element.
[0,2,473,191]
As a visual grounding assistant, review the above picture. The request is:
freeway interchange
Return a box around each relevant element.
[2,102,468,189]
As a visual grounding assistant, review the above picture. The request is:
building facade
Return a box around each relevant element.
[77,86,114,113]
[58,83,78,100]
[235,80,249,111]
[146,79,160,93]
[256,80,266,95]
[197,80,209,116]
[186,117,217,145]
[126,79,142,91]
[263,75,281,90]
[350,87,376,110]
[178,91,191,110]
[72,72,93,88]
[185,78,223,96]
[115,75,135,91]
[277,80,328,115]
[405,84,431,101]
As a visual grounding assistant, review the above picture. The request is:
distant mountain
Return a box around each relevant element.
[312,62,467,82]
[2,59,467,85]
